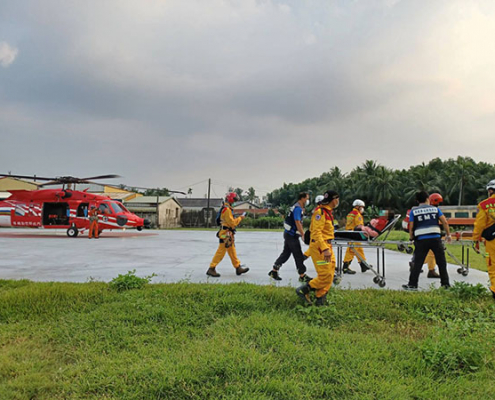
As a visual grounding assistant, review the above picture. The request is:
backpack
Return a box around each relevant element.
[303,207,334,245]
[482,224,495,241]
[215,206,225,226]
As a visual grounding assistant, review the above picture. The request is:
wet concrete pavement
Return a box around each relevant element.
[0,228,488,291]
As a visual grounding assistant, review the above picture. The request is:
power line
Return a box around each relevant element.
[175,179,210,191]
[211,179,272,194]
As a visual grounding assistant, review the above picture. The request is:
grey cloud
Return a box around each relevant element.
[1,0,495,193]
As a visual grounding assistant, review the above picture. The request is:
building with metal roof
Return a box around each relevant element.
[124,196,182,228]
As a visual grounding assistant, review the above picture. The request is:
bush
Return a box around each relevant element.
[109,270,155,292]
[447,281,488,300]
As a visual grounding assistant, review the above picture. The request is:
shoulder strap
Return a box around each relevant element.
[315,206,334,223]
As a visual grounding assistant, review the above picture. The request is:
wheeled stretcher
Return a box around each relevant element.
[331,214,404,288]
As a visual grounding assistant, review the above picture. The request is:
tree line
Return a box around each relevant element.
[267,157,495,219]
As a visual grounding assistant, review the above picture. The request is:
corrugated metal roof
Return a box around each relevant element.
[125,196,174,203]
[177,198,223,208]
[126,206,156,212]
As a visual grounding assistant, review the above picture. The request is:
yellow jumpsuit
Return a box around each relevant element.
[473,194,495,292]
[210,205,243,270]
[343,208,367,264]
[308,205,336,298]
[424,251,436,271]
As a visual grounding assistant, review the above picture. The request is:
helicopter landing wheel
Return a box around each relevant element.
[67,226,79,238]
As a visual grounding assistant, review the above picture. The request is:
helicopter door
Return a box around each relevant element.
[77,203,89,218]
[42,203,70,226]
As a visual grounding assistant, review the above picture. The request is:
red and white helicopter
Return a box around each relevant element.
[0,174,182,237]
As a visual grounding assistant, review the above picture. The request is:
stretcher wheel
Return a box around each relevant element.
[397,244,406,252]
[457,268,462,274]
[462,270,469,277]
[378,279,386,288]
[373,276,380,284]
[406,246,414,254]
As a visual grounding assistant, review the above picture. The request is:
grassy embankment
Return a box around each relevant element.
[1,279,495,399]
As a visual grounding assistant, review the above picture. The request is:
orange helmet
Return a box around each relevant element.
[225,192,239,204]
[429,193,443,206]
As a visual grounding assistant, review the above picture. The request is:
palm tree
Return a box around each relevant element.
[246,187,256,202]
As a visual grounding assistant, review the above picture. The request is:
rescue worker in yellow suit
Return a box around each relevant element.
[296,190,339,306]
[206,192,249,278]
[473,179,495,299]
[342,199,370,274]
[88,205,100,239]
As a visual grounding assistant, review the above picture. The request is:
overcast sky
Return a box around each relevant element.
[1,0,494,197]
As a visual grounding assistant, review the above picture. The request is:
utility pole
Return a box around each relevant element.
[156,193,160,229]
[206,178,211,228]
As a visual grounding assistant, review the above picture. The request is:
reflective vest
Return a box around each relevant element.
[345,208,363,230]
[410,205,441,238]
[284,203,303,236]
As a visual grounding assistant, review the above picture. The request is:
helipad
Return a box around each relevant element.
[0,228,488,291]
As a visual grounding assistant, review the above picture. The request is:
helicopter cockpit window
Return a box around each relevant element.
[109,202,125,214]
[99,203,111,214]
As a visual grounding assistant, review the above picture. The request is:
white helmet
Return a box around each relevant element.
[487,179,495,191]
[315,195,324,204]
[352,199,365,207]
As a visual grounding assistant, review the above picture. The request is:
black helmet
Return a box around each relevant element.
[321,190,339,204]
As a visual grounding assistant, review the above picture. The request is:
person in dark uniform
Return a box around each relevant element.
[402,191,451,291]
[268,192,312,282]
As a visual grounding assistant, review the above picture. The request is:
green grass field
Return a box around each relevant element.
[1,280,495,399]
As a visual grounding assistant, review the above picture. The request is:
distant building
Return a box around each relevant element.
[232,201,260,211]
[439,205,477,226]
[234,208,279,217]
[177,198,224,212]
[124,196,182,228]
[0,177,41,192]
[176,198,223,227]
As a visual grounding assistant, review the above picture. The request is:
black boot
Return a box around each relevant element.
[268,269,282,281]
[298,274,313,283]
[296,283,312,305]
[343,262,356,275]
[315,294,327,306]
[360,262,370,273]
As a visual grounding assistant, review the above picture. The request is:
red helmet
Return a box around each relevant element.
[225,192,238,204]
[429,193,443,206]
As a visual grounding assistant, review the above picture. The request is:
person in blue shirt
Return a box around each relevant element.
[269,192,312,282]
[402,191,452,291]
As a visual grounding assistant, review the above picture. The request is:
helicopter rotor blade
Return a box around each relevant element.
[122,185,186,195]
[80,174,121,181]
